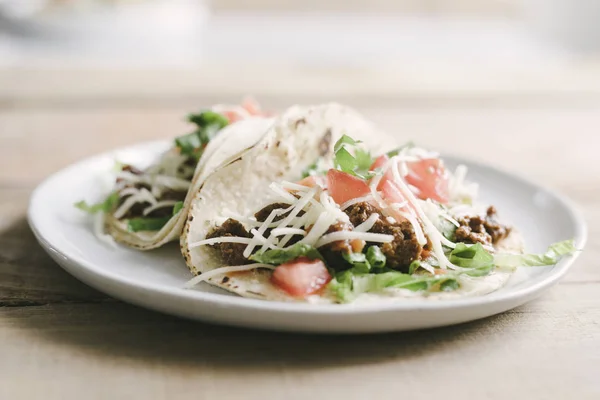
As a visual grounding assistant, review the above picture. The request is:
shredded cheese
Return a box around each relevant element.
[270,228,307,237]
[188,236,254,248]
[315,231,394,248]
[113,188,157,219]
[354,213,380,232]
[142,200,178,216]
[340,194,374,210]
[390,159,458,269]
[184,264,275,288]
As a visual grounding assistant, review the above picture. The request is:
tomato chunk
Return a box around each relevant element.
[405,158,449,203]
[326,169,371,205]
[297,175,327,189]
[369,154,389,171]
[271,257,331,298]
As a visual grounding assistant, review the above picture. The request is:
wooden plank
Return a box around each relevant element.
[0,283,598,399]
[3,67,600,108]
[0,188,108,305]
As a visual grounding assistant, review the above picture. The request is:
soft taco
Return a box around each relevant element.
[76,99,274,249]
[181,103,576,304]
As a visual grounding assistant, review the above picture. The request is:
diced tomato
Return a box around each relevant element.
[405,158,449,203]
[221,110,243,123]
[369,154,389,171]
[271,257,331,298]
[326,169,371,205]
[380,179,406,205]
[241,97,262,116]
[297,175,327,189]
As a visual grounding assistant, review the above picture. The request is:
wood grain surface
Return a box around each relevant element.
[0,69,598,399]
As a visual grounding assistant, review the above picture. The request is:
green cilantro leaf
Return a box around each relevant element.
[74,192,119,214]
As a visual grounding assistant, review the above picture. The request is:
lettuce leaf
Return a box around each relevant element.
[449,243,494,277]
[127,217,171,232]
[250,243,323,265]
[175,111,229,160]
[366,246,386,270]
[494,240,578,268]
[74,192,119,214]
[172,201,184,216]
[328,268,460,303]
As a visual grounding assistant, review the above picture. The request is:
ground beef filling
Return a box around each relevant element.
[206,203,304,266]
[206,218,251,266]
[318,221,357,268]
[206,201,424,271]
[116,164,187,219]
[454,206,511,246]
[345,202,423,272]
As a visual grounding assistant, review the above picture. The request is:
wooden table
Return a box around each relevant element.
[1,68,599,399]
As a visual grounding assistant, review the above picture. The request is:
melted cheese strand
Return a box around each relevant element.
[315,231,394,248]
[184,264,275,288]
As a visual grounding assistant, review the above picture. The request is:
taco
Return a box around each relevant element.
[181,103,576,304]
[76,99,273,250]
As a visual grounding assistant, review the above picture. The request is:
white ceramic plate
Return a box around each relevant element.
[28,141,587,333]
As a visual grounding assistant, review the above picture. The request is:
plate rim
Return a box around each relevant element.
[28,140,588,316]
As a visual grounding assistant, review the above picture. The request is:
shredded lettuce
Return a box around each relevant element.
[340,246,387,273]
[449,243,495,277]
[494,240,577,268]
[127,216,171,232]
[366,246,386,270]
[333,134,375,180]
[328,268,460,303]
[250,243,323,265]
[172,201,184,215]
[175,111,229,160]
[75,192,119,214]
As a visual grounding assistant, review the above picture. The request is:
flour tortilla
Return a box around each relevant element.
[181,103,524,303]
[106,117,274,250]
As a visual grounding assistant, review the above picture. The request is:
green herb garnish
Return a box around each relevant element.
[333,134,375,180]
[175,111,229,161]
[74,192,119,214]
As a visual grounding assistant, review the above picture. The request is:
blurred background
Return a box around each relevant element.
[1,0,600,145]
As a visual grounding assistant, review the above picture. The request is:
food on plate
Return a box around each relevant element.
[181,103,577,303]
[75,98,273,249]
